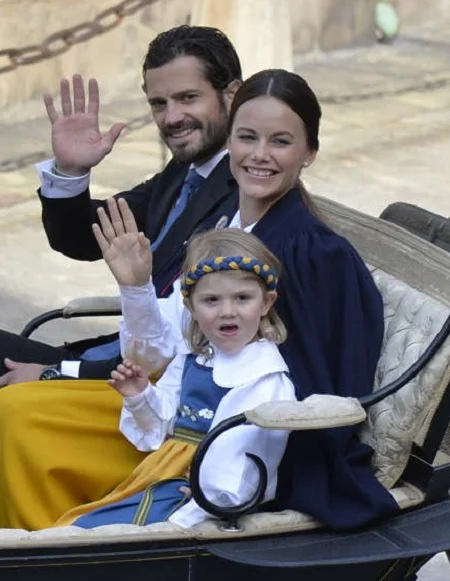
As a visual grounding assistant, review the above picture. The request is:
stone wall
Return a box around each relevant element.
[291,0,377,54]
[0,0,448,113]
[0,0,378,112]
[390,0,450,24]
[192,0,294,78]
[0,0,189,112]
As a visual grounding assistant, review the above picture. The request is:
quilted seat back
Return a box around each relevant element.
[315,195,450,489]
[360,267,450,488]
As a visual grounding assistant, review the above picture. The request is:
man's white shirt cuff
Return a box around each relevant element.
[36,159,90,199]
[60,360,81,378]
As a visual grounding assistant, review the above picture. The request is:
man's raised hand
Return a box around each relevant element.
[43,74,125,176]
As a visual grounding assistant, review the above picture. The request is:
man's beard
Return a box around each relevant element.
[161,104,228,165]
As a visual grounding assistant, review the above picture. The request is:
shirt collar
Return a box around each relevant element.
[191,149,228,179]
[211,340,288,389]
[228,210,256,233]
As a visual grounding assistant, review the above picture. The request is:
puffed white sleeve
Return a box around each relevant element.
[168,372,296,528]
[119,353,185,451]
[119,278,189,372]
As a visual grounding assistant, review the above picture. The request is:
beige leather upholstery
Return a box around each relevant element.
[361,267,450,487]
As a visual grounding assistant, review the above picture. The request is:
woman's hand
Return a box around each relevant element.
[93,197,152,286]
[108,359,149,397]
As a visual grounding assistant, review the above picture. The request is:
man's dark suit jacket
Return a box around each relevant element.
[38,155,239,378]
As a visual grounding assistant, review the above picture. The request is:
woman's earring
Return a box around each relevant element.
[302,160,310,168]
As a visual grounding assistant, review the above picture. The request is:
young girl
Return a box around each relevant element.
[55,228,296,529]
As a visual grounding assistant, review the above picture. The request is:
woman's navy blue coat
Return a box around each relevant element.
[253,188,398,529]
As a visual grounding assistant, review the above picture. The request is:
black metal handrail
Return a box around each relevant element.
[190,414,268,530]
[360,312,450,407]
[191,311,450,528]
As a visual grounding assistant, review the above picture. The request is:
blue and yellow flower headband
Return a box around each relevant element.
[180,255,278,297]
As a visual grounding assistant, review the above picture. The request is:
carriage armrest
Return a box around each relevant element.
[244,395,366,430]
[190,397,366,523]
[246,309,450,431]
[20,296,122,338]
[189,398,367,525]
[62,296,121,316]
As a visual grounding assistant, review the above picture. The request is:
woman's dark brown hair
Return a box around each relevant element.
[228,69,323,218]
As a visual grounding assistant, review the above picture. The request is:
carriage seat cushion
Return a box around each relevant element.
[359,267,450,489]
[0,482,423,546]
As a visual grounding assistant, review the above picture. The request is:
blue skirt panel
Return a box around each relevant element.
[74,478,189,529]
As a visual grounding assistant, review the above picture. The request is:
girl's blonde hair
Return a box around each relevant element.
[182,228,287,354]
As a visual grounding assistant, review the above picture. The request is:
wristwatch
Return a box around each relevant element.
[39,364,62,380]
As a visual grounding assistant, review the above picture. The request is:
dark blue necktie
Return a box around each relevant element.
[152,168,205,250]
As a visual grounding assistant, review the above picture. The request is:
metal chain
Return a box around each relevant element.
[0,0,159,74]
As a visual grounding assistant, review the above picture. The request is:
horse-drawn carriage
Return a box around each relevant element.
[2,197,450,581]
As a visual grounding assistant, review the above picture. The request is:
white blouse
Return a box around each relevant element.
[121,339,295,529]
[118,278,188,370]
[117,235,297,528]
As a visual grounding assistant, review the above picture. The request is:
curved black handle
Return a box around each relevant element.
[190,413,268,521]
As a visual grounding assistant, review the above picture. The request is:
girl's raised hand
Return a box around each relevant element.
[108,359,148,397]
[93,197,152,286]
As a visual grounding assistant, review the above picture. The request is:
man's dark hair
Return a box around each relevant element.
[142,25,242,91]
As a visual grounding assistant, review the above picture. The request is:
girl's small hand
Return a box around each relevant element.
[108,359,148,397]
[93,197,152,287]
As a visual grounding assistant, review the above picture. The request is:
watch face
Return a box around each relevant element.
[40,367,61,380]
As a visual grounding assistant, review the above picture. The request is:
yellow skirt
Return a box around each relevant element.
[55,437,196,526]
[0,380,147,530]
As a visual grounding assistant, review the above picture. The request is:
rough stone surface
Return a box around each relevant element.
[392,0,450,25]
[319,0,376,51]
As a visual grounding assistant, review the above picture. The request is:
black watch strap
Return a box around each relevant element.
[39,363,62,380]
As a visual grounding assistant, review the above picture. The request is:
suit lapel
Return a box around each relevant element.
[153,155,237,275]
